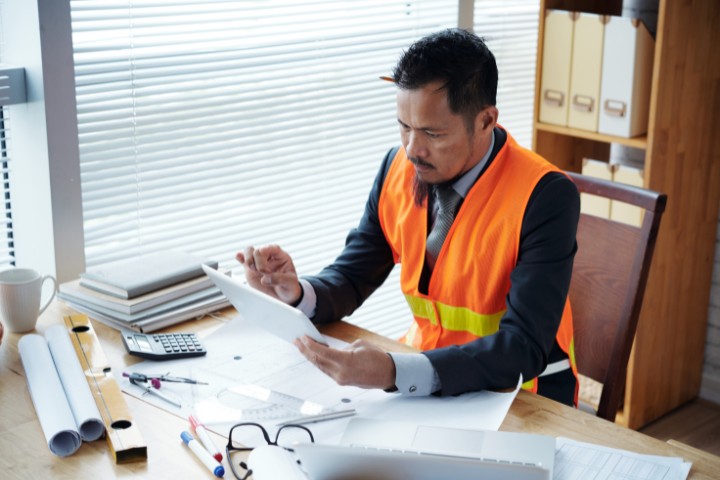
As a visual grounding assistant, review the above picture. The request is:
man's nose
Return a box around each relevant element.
[405,131,427,159]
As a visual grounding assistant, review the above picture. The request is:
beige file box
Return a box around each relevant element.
[598,17,655,138]
[568,14,606,132]
[610,164,645,226]
[580,159,613,218]
[539,10,575,126]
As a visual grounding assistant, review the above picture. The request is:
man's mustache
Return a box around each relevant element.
[409,156,434,169]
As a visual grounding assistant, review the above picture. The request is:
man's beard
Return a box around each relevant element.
[409,155,434,207]
[412,174,431,207]
[409,155,460,206]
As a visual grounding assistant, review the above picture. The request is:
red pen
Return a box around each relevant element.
[189,414,223,462]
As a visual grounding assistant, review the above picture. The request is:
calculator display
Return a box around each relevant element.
[135,335,152,351]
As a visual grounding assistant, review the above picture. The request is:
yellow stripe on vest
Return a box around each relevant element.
[567,337,577,374]
[405,295,506,338]
[522,378,537,391]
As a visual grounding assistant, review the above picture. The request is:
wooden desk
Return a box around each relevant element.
[1,302,718,479]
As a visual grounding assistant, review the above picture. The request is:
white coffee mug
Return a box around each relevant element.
[0,268,57,333]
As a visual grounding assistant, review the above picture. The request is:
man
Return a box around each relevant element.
[237,29,580,406]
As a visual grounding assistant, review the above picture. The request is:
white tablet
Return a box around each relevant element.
[201,264,326,345]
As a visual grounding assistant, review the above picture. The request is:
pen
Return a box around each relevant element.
[181,431,225,478]
[189,414,223,462]
[277,408,357,427]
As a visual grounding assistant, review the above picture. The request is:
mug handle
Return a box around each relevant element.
[38,275,58,316]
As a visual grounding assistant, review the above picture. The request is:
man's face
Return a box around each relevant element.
[396,81,490,185]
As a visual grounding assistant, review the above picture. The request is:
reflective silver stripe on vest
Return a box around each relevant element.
[538,358,571,377]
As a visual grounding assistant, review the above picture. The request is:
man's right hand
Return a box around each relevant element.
[235,245,302,305]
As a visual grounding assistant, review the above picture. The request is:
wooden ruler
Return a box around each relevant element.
[63,314,147,463]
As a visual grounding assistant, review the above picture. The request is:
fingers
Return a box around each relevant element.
[238,245,286,271]
[295,336,342,374]
[238,246,257,271]
[296,336,337,362]
[253,244,286,273]
[239,244,284,272]
[259,272,297,287]
[294,336,395,389]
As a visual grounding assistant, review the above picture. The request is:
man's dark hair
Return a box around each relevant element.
[392,28,498,131]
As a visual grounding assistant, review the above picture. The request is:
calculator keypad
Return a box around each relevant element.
[154,333,204,354]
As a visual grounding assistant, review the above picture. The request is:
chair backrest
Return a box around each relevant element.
[566,171,667,422]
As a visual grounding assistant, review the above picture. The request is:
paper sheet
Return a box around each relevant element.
[120,318,519,445]
[554,437,692,480]
[19,326,105,456]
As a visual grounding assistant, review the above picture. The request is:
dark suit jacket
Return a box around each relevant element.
[304,127,580,405]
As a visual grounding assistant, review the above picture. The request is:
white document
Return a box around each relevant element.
[554,437,692,480]
[19,326,104,456]
[355,375,520,432]
[120,318,519,445]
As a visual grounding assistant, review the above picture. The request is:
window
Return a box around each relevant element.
[474,0,539,147]
[71,1,457,337]
[0,0,17,270]
[69,1,539,337]
[0,106,13,269]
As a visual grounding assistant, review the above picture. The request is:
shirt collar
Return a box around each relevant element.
[451,130,495,199]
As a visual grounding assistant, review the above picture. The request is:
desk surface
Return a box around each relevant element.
[1,302,719,479]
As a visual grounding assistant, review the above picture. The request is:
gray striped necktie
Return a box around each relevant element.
[426,185,462,269]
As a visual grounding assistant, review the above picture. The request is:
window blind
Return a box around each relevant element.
[0,0,16,269]
[0,106,12,269]
[474,0,539,148]
[71,0,457,338]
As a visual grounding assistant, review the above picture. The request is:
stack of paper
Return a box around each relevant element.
[555,437,691,480]
[59,251,231,332]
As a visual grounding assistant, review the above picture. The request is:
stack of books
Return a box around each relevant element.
[58,251,231,332]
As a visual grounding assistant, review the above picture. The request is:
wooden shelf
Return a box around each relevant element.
[534,122,648,150]
[533,0,720,430]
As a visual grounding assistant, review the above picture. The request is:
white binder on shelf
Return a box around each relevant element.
[568,13,606,132]
[580,158,613,219]
[598,16,655,138]
[610,163,645,227]
[539,10,575,127]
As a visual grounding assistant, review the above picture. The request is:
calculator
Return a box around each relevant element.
[121,330,207,360]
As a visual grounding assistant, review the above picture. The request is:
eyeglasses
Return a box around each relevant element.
[225,422,315,480]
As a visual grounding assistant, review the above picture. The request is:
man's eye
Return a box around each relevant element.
[426,132,440,138]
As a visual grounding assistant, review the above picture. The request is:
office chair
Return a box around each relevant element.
[566,171,667,422]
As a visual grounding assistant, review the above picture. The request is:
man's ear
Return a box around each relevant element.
[475,106,499,134]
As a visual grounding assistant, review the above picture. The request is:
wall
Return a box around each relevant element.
[701,222,720,403]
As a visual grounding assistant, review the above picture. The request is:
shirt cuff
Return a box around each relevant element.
[387,352,441,396]
[296,278,317,318]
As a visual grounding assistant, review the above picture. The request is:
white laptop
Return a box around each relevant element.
[293,418,555,480]
[201,264,325,344]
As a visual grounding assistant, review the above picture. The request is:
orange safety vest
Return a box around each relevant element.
[378,132,577,394]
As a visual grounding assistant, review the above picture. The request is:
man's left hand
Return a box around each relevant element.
[294,336,396,390]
